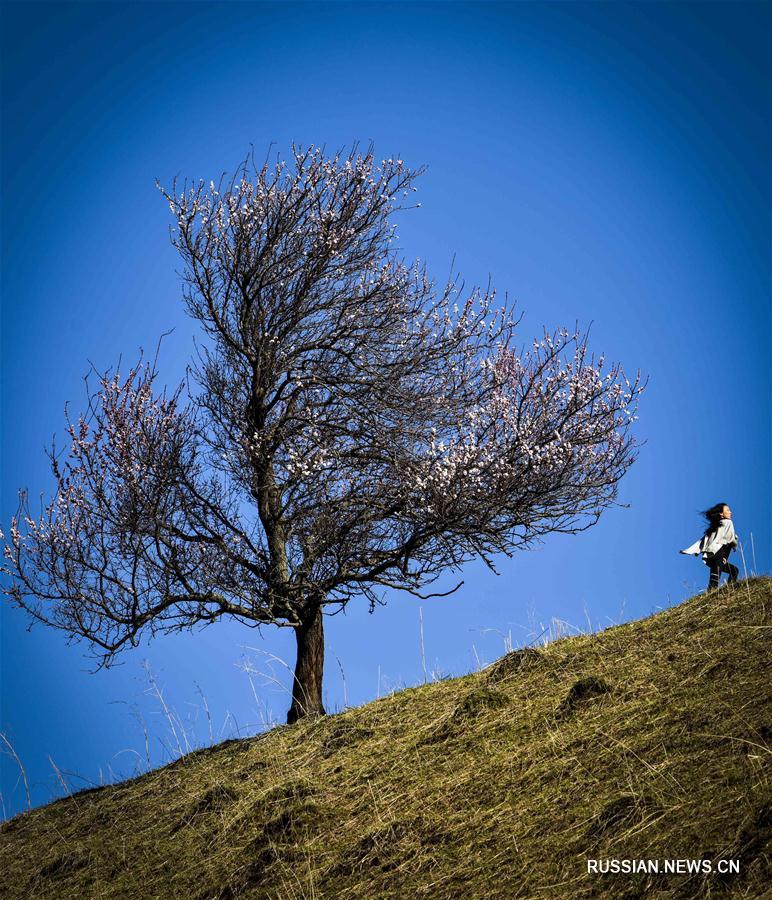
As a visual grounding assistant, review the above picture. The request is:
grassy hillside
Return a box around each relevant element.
[1,577,770,899]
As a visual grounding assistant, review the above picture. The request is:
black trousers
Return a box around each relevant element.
[705,543,739,590]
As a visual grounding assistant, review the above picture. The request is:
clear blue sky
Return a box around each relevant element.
[1,1,769,816]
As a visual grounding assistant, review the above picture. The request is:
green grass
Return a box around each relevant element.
[2,577,770,899]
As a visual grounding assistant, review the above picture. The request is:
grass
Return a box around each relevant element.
[1,576,770,899]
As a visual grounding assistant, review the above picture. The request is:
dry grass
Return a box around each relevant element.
[1,577,770,899]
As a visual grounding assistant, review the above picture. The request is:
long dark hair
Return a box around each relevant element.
[701,502,728,537]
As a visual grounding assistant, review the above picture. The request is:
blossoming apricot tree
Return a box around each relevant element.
[2,143,644,723]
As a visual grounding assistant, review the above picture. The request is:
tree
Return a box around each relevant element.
[1,143,644,724]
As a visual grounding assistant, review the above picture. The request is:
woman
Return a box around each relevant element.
[680,502,739,590]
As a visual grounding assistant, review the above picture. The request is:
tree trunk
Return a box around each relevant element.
[286,600,326,724]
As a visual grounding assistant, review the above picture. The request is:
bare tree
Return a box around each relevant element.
[1,143,644,724]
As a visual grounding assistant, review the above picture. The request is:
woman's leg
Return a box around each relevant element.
[707,544,738,589]
[717,543,739,584]
[707,556,722,590]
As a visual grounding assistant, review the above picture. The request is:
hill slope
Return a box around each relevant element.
[1,577,771,899]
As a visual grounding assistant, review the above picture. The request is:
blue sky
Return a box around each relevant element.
[1,1,769,816]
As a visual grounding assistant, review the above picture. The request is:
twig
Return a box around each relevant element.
[142,660,184,759]
[738,542,753,606]
[112,748,146,778]
[419,607,428,684]
[332,650,348,710]
[193,681,214,745]
[0,732,30,812]
[48,755,72,800]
